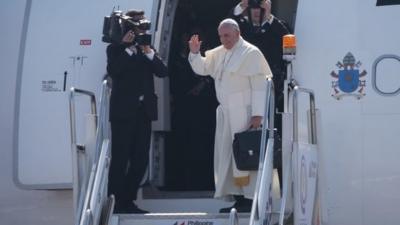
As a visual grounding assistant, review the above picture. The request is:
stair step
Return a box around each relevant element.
[112,213,251,225]
[134,198,233,213]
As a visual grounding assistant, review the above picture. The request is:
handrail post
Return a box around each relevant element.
[69,88,79,224]
[229,208,239,225]
[279,84,317,225]
[249,78,275,225]
[309,93,317,145]
[279,84,318,225]
[94,80,111,163]
[76,79,112,225]
[69,87,97,225]
[101,80,111,140]
[292,86,317,145]
[292,88,298,143]
[278,159,291,225]
[259,78,273,164]
[69,88,77,152]
[70,88,97,114]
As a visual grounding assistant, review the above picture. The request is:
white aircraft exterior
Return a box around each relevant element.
[294,1,400,225]
[1,0,399,225]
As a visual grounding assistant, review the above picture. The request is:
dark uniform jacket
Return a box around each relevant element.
[231,13,290,93]
[106,43,168,121]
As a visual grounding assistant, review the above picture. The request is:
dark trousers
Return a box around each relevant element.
[274,92,284,190]
[108,104,151,207]
[175,96,215,191]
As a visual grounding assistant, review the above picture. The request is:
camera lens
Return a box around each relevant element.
[249,0,262,8]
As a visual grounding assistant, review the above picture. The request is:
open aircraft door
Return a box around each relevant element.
[14,0,154,189]
[149,0,173,132]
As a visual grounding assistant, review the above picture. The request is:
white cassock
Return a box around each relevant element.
[189,37,272,199]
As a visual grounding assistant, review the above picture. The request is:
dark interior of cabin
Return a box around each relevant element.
[163,0,237,192]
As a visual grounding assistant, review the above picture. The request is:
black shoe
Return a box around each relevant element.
[219,204,236,213]
[114,203,149,214]
[219,198,252,213]
[125,203,149,214]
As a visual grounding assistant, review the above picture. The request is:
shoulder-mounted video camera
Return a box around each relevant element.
[102,10,152,45]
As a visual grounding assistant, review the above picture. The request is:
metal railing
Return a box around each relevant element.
[69,88,97,225]
[249,78,275,225]
[69,88,97,152]
[80,80,112,225]
[229,208,239,225]
[70,80,112,225]
[278,83,318,225]
[87,139,111,225]
[94,81,111,162]
[292,86,317,144]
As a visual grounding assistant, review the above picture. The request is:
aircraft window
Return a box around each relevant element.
[372,55,400,96]
[376,0,400,6]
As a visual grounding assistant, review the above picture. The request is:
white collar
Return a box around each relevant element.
[244,14,274,26]
[224,37,243,52]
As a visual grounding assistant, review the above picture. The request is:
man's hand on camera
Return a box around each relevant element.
[139,45,155,60]
[122,30,135,44]
[140,45,153,54]
[189,35,202,54]
[261,0,272,19]
[240,0,248,9]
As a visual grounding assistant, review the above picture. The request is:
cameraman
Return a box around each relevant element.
[230,0,290,190]
[106,10,167,214]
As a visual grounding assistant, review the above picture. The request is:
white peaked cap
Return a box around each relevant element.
[218,18,240,31]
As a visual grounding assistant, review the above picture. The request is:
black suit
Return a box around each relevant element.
[231,14,290,94]
[106,43,167,209]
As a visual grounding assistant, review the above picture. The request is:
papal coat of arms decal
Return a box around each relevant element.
[330,52,367,100]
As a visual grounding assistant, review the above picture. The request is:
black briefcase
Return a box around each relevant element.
[232,130,264,171]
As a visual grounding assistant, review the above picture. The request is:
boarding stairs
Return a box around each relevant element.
[69,75,320,225]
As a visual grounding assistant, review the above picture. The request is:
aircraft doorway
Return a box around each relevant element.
[157,0,298,193]
[163,0,237,192]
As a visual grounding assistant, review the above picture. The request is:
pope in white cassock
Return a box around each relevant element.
[188,18,273,212]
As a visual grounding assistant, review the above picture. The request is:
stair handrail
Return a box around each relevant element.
[77,80,112,225]
[249,78,275,225]
[70,80,112,225]
[278,83,318,225]
[94,80,111,163]
[292,86,317,144]
[229,208,239,225]
[69,88,97,224]
[69,88,97,153]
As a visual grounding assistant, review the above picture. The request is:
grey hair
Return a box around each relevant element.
[218,18,240,32]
